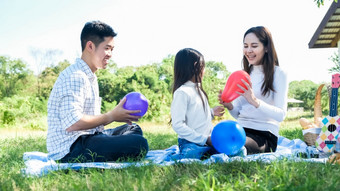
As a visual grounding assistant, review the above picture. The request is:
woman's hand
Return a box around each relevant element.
[218,90,234,110]
[213,106,225,117]
[236,76,260,108]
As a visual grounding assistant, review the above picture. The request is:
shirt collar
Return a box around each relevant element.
[252,65,263,73]
[184,80,200,87]
[76,58,97,82]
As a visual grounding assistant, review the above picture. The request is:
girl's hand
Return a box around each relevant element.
[218,90,234,110]
[213,106,225,117]
[236,76,260,108]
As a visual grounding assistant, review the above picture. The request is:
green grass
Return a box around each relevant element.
[1,111,340,190]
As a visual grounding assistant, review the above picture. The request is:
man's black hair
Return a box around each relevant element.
[80,21,117,51]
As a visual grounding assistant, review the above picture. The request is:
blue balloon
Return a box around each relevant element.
[123,92,149,116]
[211,120,246,155]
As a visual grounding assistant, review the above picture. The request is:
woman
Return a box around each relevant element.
[220,26,288,154]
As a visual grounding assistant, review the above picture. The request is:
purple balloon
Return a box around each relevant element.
[211,120,246,155]
[123,92,149,116]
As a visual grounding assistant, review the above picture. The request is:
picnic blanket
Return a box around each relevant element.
[22,136,329,177]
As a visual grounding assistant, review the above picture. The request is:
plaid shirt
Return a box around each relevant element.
[46,58,104,160]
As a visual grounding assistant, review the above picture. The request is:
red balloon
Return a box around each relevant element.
[221,70,250,103]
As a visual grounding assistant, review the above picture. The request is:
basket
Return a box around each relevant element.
[300,84,326,146]
[303,128,321,146]
[304,132,319,146]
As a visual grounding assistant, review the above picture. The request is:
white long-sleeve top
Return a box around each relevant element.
[229,65,288,137]
[171,81,214,145]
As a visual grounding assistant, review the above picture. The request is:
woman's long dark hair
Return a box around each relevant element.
[242,26,279,96]
[172,48,208,111]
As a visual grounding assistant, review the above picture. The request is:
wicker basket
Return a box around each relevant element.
[304,132,319,146]
[303,128,321,146]
[301,84,326,146]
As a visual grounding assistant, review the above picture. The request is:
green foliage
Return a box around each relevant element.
[0,56,34,98]
[97,56,230,123]
[0,95,47,126]
[2,52,337,127]
[203,61,230,107]
[314,0,338,7]
[2,110,15,125]
[288,80,330,113]
[98,57,175,122]
[329,52,340,73]
[39,60,71,98]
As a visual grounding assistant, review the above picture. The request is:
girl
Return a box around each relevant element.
[171,48,225,159]
[220,26,288,155]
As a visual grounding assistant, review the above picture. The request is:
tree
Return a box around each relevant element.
[30,48,62,97]
[289,80,330,113]
[0,56,33,98]
[314,0,338,7]
[203,61,230,107]
[97,60,174,122]
[39,60,70,98]
[328,52,340,73]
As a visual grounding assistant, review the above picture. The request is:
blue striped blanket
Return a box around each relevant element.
[21,136,328,177]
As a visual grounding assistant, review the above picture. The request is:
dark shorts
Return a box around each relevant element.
[244,127,278,155]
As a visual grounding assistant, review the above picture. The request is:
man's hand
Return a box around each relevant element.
[66,97,142,132]
[106,97,141,125]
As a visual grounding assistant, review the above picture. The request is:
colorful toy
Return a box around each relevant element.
[211,120,246,155]
[123,92,149,116]
[315,73,340,153]
[221,70,250,103]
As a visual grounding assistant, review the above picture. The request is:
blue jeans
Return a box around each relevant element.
[172,138,218,160]
[168,138,247,161]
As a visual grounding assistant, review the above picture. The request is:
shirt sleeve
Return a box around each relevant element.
[257,68,288,122]
[171,90,208,145]
[59,74,86,130]
[210,108,215,119]
[228,97,243,119]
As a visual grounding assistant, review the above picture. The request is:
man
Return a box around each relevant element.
[47,21,148,162]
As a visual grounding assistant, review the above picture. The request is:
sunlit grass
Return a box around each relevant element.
[1,110,339,190]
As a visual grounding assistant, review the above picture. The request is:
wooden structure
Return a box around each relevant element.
[309,1,340,49]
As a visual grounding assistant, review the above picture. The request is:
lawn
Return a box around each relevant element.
[0,111,340,190]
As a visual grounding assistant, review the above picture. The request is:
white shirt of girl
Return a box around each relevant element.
[171,81,214,146]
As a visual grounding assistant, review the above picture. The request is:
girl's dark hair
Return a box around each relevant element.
[172,48,208,111]
[242,26,279,96]
[80,20,117,51]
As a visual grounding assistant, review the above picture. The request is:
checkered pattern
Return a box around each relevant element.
[315,116,340,153]
[46,58,104,160]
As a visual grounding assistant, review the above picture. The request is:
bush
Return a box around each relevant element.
[0,95,47,126]
[2,110,15,124]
